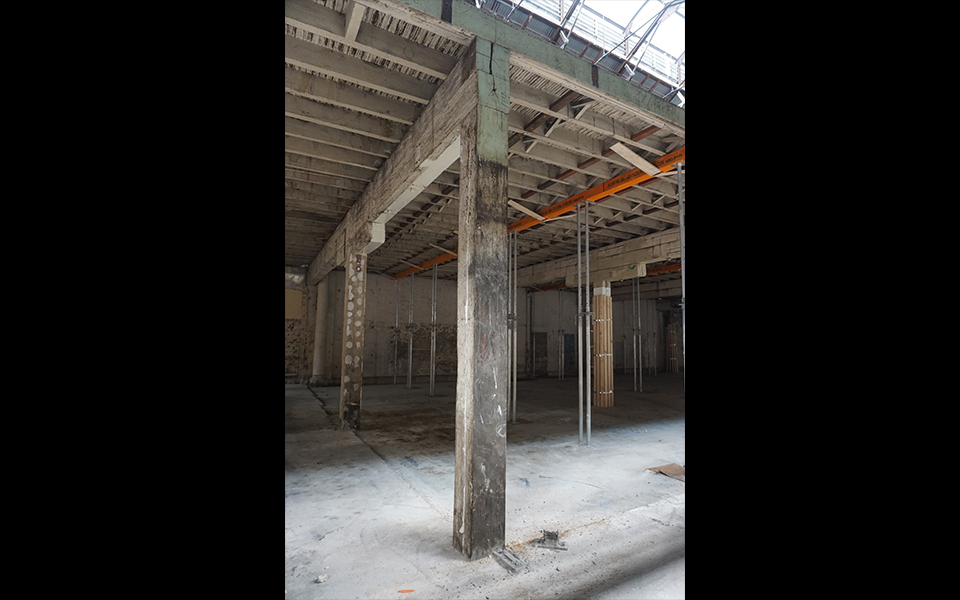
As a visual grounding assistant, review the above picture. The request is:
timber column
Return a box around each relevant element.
[453,39,511,559]
[339,253,367,429]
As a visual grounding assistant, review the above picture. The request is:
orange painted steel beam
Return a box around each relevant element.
[392,146,685,280]
[393,250,457,280]
[646,263,682,275]
[508,146,685,234]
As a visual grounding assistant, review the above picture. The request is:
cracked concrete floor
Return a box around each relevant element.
[285,373,685,599]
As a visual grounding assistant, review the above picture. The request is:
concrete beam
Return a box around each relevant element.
[285,93,405,143]
[284,153,375,182]
[285,34,439,104]
[352,0,684,134]
[285,0,457,80]
[285,136,385,171]
[307,36,483,286]
[610,278,682,301]
[285,169,369,191]
[284,116,394,158]
[343,0,365,42]
[516,229,680,288]
[285,180,364,200]
[284,66,421,125]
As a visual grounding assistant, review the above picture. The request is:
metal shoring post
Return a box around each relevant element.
[394,278,399,385]
[576,204,583,445]
[507,232,513,421]
[407,272,414,389]
[677,162,685,390]
[512,230,518,423]
[632,271,637,392]
[637,274,643,393]
[558,288,563,381]
[653,316,658,377]
[430,264,437,397]
[527,291,532,376]
[583,200,593,446]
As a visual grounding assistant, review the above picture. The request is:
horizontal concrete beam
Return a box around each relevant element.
[353,0,684,134]
[285,0,456,80]
[285,93,405,143]
[284,66,421,125]
[516,228,679,288]
[285,33,438,104]
[307,38,484,285]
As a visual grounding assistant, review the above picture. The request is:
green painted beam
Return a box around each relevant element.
[353,0,684,134]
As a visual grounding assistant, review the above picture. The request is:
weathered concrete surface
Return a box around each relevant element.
[285,287,310,381]
[286,373,685,598]
[339,253,368,429]
[285,319,302,377]
[453,38,512,560]
[312,269,474,384]
[306,12,483,286]
[393,323,458,379]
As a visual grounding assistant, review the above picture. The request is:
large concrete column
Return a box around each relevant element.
[310,275,330,386]
[453,39,510,560]
[339,253,368,429]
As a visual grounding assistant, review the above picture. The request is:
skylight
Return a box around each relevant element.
[474,0,685,105]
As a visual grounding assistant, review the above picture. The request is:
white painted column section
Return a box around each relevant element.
[339,254,368,429]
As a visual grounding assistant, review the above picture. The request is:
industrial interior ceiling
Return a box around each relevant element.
[284,0,686,296]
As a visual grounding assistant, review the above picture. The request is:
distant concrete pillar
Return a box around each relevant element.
[310,275,329,386]
[453,39,510,560]
[339,253,367,429]
[304,282,318,384]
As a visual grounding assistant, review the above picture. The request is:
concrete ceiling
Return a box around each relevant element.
[284,0,685,294]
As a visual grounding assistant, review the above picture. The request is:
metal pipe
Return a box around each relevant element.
[637,273,643,392]
[653,313,658,376]
[576,204,583,445]
[506,232,513,420]
[505,0,524,21]
[512,230,518,423]
[558,289,563,381]
[632,272,637,391]
[593,1,658,65]
[585,200,592,446]
[407,272,414,389]
[430,264,437,396]
[678,162,684,389]
[526,289,532,377]
[394,278,399,385]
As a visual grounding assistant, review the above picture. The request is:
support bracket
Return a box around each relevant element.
[492,547,524,572]
[533,530,568,551]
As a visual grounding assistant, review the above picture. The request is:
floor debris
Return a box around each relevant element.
[315,574,328,583]
[648,463,685,482]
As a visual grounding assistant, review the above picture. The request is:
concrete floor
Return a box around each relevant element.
[285,373,685,599]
